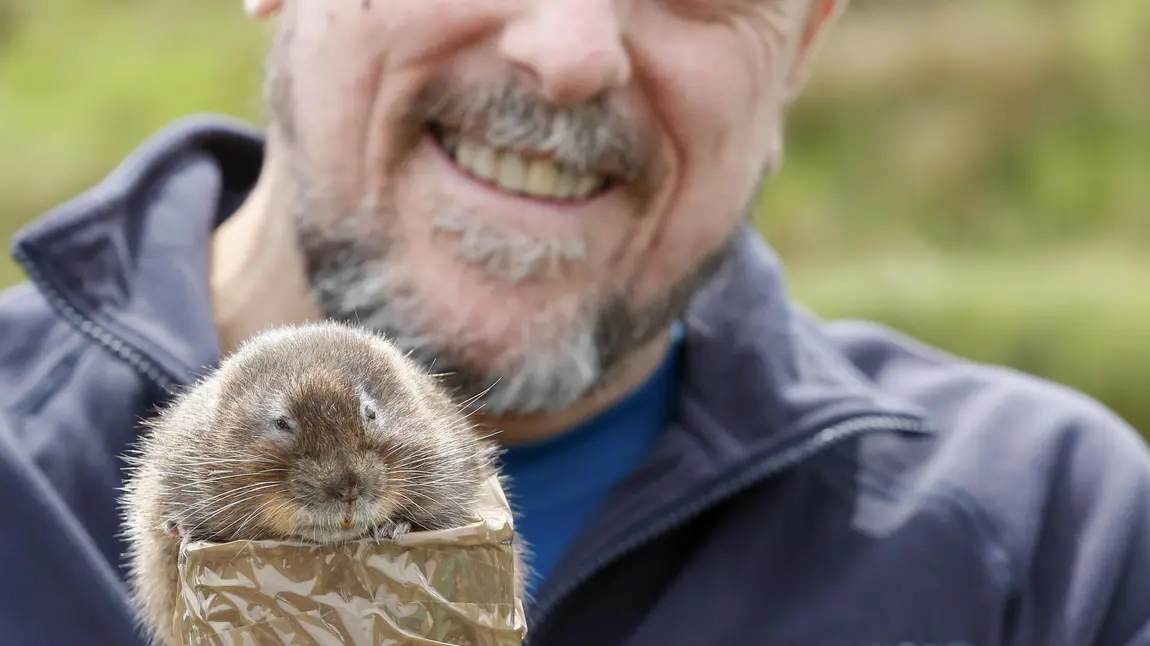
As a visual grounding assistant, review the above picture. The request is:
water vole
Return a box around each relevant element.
[119,321,504,646]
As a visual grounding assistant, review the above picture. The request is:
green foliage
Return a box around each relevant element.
[788,249,1150,435]
[0,1,1146,437]
[754,2,1150,259]
[0,1,267,284]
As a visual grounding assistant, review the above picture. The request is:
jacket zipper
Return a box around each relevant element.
[527,413,929,641]
[7,127,213,396]
[10,246,176,393]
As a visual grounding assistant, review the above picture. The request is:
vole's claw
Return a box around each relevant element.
[370,520,411,541]
[389,521,411,540]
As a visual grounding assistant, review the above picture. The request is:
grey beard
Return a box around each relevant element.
[295,209,730,416]
[278,69,721,414]
[431,211,588,284]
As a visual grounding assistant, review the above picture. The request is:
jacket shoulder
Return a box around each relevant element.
[822,317,1145,453]
[822,318,1150,644]
[0,280,92,415]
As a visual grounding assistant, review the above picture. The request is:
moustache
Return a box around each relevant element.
[406,76,660,192]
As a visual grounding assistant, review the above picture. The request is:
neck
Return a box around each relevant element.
[471,328,676,446]
[210,150,325,357]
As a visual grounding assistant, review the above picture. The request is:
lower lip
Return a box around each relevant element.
[423,131,617,216]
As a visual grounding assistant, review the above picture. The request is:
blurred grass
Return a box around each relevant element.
[789,247,1150,434]
[1,0,1148,435]
[0,0,268,286]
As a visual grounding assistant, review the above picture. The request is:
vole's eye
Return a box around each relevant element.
[273,417,294,433]
[362,402,377,421]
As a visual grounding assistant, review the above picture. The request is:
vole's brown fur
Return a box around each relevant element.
[119,321,518,646]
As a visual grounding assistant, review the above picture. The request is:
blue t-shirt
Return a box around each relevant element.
[498,326,683,598]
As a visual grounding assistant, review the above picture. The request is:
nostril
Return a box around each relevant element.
[329,473,362,503]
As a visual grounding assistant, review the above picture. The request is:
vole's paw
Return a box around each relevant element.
[163,520,188,537]
[370,520,411,541]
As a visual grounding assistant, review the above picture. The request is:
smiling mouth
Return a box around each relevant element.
[429,124,616,202]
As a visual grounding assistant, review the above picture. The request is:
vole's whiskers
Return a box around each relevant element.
[391,490,436,522]
[180,482,283,538]
[165,468,288,492]
[171,456,276,467]
[217,495,284,540]
[175,480,280,516]
[456,380,499,415]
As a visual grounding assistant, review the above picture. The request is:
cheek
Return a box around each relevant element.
[369,448,411,503]
[286,455,322,489]
[284,8,383,211]
[279,0,512,217]
[262,494,305,535]
[623,12,786,296]
[218,464,299,530]
[353,448,393,487]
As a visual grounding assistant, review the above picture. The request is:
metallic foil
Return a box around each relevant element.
[174,476,527,646]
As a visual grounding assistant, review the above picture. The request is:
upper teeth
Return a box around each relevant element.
[446,136,605,200]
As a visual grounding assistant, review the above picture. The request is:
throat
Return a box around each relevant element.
[209,168,325,356]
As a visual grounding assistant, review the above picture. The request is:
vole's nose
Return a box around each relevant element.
[327,473,362,503]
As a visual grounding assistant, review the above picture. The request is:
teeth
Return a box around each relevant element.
[574,174,599,198]
[553,171,575,199]
[472,144,498,181]
[497,152,527,192]
[445,135,605,200]
[455,138,476,169]
[524,160,557,196]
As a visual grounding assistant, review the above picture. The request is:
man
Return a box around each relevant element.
[1,0,1148,644]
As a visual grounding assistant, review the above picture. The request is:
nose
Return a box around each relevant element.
[327,473,363,504]
[499,0,632,104]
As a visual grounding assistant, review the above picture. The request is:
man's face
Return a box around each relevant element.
[266,0,836,414]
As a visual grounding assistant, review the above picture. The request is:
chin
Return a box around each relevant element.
[290,517,379,545]
[433,284,589,360]
[419,304,604,414]
[307,526,372,545]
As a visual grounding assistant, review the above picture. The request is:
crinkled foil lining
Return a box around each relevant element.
[174,476,527,645]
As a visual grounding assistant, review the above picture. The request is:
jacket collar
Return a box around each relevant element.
[11,115,263,391]
[681,223,929,448]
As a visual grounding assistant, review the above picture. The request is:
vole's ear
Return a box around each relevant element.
[244,0,283,20]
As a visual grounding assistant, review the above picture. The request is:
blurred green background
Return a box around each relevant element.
[1,0,1147,436]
